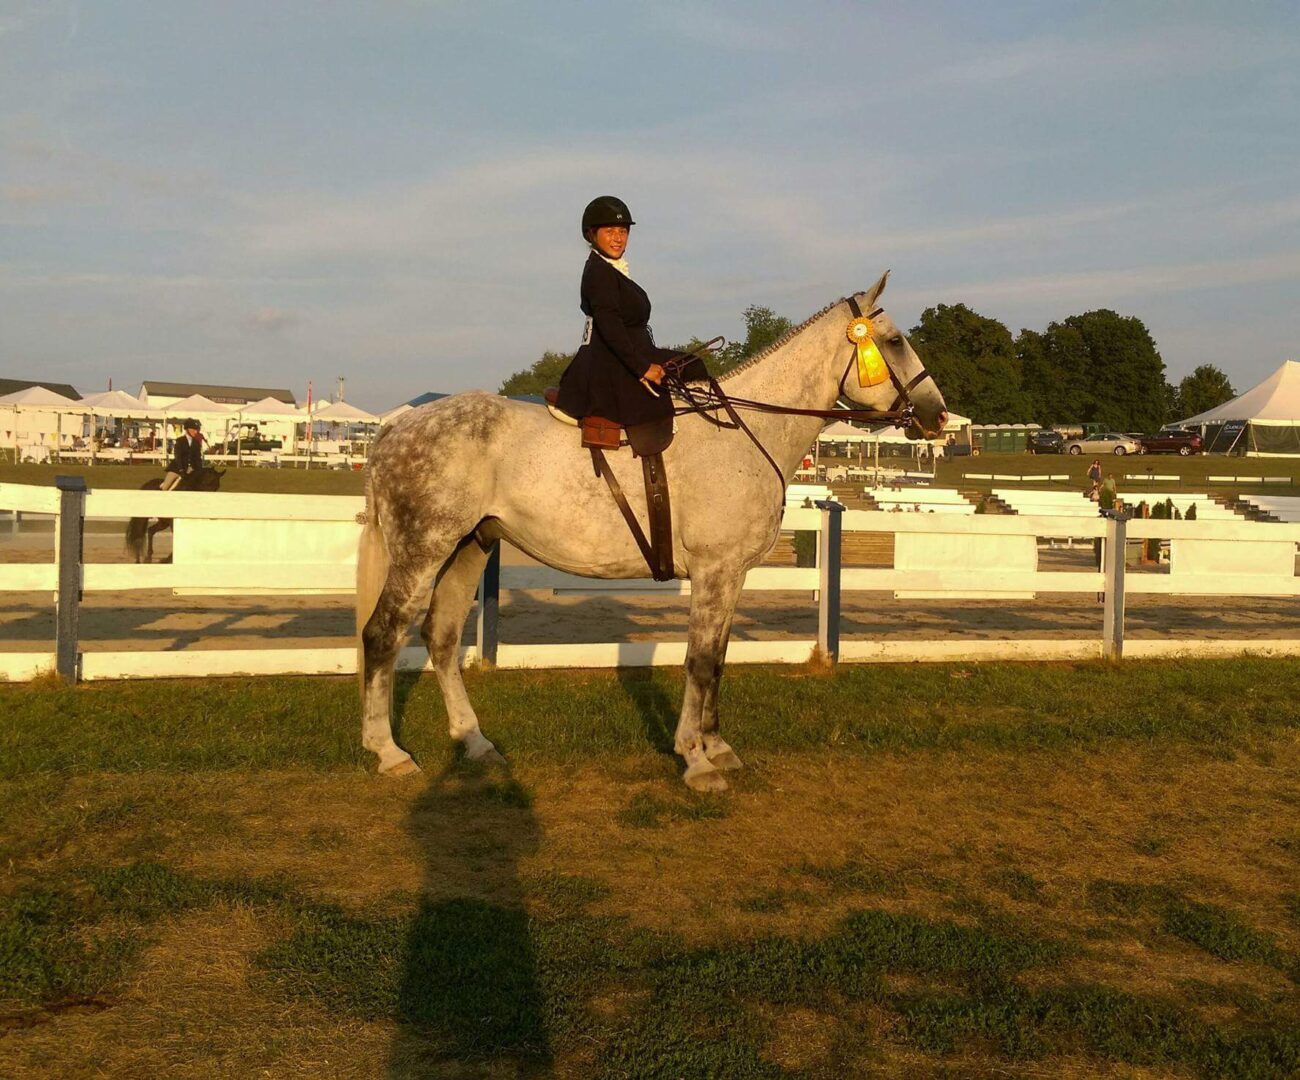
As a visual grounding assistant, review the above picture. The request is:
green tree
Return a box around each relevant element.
[709,305,793,376]
[498,350,573,396]
[1017,323,1092,426]
[908,303,1028,422]
[1025,310,1166,430]
[1174,364,1234,419]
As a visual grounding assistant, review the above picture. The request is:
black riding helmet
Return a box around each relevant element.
[182,418,201,430]
[581,195,634,240]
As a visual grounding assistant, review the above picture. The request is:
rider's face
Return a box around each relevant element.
[593,225,629,259]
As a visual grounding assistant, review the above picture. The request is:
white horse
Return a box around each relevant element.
[356,273,947,790]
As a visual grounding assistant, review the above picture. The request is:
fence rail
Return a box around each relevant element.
[3,480,1300,682]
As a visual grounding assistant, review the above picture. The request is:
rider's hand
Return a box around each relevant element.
[644,363,666,384]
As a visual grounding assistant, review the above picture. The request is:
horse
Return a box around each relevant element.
[124,466,225,563]
[356,272,948,791]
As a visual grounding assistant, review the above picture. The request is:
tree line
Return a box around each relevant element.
[500,302,1236,431]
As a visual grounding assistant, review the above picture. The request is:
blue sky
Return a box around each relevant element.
[2,1,1297,411]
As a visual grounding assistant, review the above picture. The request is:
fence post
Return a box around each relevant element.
[1101,509,1129,660]
[815,500,844,664]
[476,541,500,666]
[54,475,87,682]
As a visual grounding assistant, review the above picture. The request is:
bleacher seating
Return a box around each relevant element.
[786,483,832,507]
[1237,495,1300,522]
[994,489,1239,521]
[866,487,976,514]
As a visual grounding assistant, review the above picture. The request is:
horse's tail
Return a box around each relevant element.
[355,472,391,694]
[124,517,147,562]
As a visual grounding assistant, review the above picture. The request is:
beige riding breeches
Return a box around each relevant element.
[161,472,183,491]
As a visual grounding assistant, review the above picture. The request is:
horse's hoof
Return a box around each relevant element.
[683,761,728,793]
[707,749,744,772]
[380,756,422,778]
[470,746,507,766]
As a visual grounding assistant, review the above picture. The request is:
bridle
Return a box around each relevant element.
[662,295,938,495]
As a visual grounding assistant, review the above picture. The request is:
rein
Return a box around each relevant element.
[662,298,930,494]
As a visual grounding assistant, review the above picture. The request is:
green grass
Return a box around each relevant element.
[5,857,1296,1077]
[4,660,1299,1074]
[924,450,1300,496]
[3,658,1298,778]
[0,462,363,495]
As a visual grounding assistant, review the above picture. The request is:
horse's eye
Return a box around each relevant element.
[890,336,904,347]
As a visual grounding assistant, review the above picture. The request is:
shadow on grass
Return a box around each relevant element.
[615,667,677,755]
[386,763,551,1076]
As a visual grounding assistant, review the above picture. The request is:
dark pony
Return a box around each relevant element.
[125,466,225,563]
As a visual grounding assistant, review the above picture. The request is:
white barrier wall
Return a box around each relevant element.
[4,482,1300,681]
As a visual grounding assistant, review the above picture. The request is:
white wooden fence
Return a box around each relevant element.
[3,479,1300,683]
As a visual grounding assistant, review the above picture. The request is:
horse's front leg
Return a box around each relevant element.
[675,564,746,792]
[699,620,743,772]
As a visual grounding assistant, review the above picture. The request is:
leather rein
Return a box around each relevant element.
[661,296,935,493]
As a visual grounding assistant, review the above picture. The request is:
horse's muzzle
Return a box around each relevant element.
[906,409,948,441]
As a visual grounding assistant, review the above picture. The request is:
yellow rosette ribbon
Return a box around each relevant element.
[846,317,888,387]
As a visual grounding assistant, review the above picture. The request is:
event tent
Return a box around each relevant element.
[0,386,87,455]
[161,393,238,421]
[1177,360,1300,455]
[77,389,163,418]
[311,400,378,423]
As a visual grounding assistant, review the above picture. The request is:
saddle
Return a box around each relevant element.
[543,387,675,581]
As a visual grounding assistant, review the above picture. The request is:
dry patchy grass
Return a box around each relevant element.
[3,734,1298,1077]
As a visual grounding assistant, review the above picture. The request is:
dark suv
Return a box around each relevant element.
[1138,430,1203,456]
[1026,429,1065,454]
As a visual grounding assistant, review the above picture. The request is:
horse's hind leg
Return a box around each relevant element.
[361,558,437,775]
[420,536,504,764]
[675,565,746,792]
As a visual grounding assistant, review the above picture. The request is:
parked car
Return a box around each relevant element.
[1025,430,1065,454]
[1064,432,1142,456]
[1138,429,1203,456]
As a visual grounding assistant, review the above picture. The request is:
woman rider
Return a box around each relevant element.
[555,196,694,430]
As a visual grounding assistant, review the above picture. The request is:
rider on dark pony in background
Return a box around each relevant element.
[161,418,204,491]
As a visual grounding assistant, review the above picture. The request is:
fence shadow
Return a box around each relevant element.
[386,764,550,1076]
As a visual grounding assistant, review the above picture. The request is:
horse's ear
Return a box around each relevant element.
[862,270,890,309]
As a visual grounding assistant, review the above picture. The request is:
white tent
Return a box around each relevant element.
[0,386,81,408]
[817,419,875,442]
[0,386,87,457]
[379,403,413,424]
[1177,360,1300,455]
[161,393,239,421]
[312,400,378,423]
[77,389,164,418]
[237,396,303,422]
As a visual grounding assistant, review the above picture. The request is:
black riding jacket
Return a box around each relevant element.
[169,434,204,475]
[555,251,681,428]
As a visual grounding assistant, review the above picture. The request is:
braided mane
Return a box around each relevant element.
[717,294,850,382]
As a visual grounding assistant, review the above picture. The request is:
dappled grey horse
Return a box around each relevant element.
[357,273,947,790]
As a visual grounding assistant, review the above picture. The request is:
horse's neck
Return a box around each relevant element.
[715,321,844,477]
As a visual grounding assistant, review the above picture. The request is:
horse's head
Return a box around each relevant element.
[840,271,948,440]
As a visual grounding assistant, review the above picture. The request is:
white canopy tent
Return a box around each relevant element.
[161,394,239,457]
[311,400,379,423]
[1177,360,1300,455]
[379,403,413,425]
[0,386,87,460]
[303,400,380,462]
[74,389,165,459]
[77,389,163,418]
